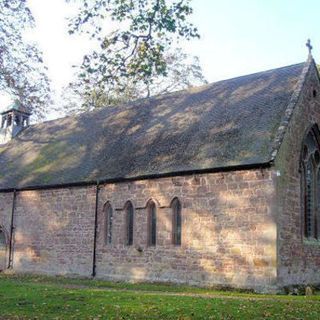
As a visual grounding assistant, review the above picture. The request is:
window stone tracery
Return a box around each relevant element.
[302,125,320,239]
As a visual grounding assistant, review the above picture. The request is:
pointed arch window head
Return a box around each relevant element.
[104,202,113,245]
[301,125,320,239]
[125,201,134,246]
[171,198,182,246]
[147,200,157,246]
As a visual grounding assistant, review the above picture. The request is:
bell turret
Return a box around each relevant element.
[0,100,31,144]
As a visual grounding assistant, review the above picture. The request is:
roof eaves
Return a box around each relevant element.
[0,161,273,193]
[270,56,313,161]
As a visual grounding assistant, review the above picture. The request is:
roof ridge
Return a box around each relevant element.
[134,62,306,100]
[270,56,314,161]
[31,62,306,130]
[205,62,305,87]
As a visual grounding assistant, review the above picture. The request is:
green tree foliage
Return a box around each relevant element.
[0,0,51,118]
[142,48,207,97]
[67,0,200,93]
[61,48,207,114]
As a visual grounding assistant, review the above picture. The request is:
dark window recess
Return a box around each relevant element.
[7,115,12,126]
[126,202,134,246]
[305,161,314,237]
[302,126,320,240]
[148,201,157,246]
[0,229,6,271]
[313,89,317,98]
[105,202,113,244]
[171,198,182,246]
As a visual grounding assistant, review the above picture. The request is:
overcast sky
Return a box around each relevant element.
[3,0,320,118]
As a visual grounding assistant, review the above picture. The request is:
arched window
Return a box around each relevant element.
[104,202,113,245]
[125,201,134,246]
[171,198,182,246]
[0,227,7,271]
[147,200,157,246]
[301,126,320,239]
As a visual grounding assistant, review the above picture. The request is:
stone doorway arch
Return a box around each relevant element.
[0,226,8,271]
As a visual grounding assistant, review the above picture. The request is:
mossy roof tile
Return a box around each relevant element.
[0,62,308,189]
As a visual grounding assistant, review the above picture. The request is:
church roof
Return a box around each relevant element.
[0,59,313,190]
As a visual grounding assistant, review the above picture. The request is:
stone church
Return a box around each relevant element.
[0,52,319,292]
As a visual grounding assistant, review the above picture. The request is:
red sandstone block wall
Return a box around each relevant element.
[0,170,277,290]
[275,64,320,286]
[96,169,277,290]
[11,187,96,276]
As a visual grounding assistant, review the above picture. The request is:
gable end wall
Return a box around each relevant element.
[275,62,320,286]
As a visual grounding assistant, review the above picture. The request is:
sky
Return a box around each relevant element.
[3,0,320,118]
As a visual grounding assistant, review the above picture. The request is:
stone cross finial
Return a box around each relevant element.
[306,39,313,55]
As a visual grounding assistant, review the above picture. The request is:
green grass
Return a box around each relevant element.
[0,274,320,319]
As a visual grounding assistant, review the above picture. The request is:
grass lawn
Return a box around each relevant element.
[0,274,319,319]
